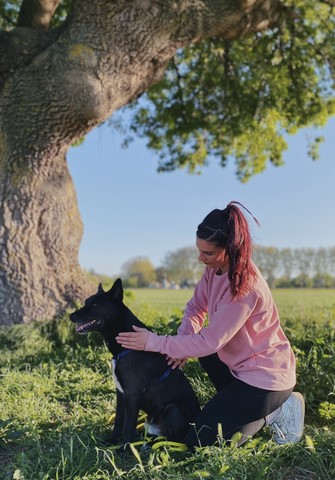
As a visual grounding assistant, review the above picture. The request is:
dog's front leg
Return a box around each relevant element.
[106,389,125,444]
[122,396,140,445]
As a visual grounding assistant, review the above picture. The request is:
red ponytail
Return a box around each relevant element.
[197,201,259,299]
[225,202,259,298]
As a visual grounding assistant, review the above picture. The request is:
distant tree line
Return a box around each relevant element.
[253,246,335,288]
[119,247,204,288]
[111,246,335,289]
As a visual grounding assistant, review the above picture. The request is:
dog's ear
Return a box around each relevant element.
[108,278,123,302]
[98,283,104,293]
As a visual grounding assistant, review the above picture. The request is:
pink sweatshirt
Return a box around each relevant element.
[145,267,296,391]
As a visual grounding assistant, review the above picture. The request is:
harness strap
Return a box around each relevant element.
[158,367,173,383]
[142,367,173,392]
[114,349,133,361]
[112,349,173,391]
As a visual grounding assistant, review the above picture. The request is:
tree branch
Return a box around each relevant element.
[171,0,284,45]
[17,0,61,30]
[0,28,59,89]
[0,0,292,145]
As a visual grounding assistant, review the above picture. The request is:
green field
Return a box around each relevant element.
[0,289,334,479]
[129,287,335,324]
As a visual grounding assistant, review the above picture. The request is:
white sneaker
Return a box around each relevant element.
[268,392,305,445]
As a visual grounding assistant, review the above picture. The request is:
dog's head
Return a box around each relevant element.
[70,278,124,334]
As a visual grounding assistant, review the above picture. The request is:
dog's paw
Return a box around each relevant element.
[99,433,120,446]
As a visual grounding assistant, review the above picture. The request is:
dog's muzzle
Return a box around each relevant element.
[74,319,103,333]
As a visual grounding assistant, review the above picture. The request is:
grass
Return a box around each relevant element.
[0,289,334,479]
[130,288,335,320]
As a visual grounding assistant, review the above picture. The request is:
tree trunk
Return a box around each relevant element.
[0,147,92,324]
[0,0,282,325]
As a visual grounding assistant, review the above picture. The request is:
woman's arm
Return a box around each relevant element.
[117,289,258,359]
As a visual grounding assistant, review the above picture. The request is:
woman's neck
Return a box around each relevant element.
[216,265,228,276]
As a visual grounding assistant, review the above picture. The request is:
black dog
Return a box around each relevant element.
[70,278,200,446]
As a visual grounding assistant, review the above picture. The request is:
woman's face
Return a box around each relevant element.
[196,237,227,270]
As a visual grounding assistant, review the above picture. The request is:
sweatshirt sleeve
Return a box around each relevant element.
[177,270,208,335]
[145,288,259,359]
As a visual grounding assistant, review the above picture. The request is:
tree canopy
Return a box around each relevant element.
[117,0,335,180]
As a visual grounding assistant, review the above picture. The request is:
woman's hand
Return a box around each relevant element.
[166,356,188,369]
[116,325,149,351]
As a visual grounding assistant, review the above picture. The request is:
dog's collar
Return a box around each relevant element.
[114,349,133,361]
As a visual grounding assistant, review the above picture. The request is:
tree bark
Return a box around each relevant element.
[0,150,89,324]
[0,0,283,325]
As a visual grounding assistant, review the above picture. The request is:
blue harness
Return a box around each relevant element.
[114,348,133,361]
[113,348,173,390]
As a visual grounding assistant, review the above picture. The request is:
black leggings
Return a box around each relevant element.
[186,353,293,449]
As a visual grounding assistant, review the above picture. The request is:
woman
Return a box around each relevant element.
[116,201,305,449]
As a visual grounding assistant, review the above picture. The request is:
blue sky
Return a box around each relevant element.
[67,117,335,276]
